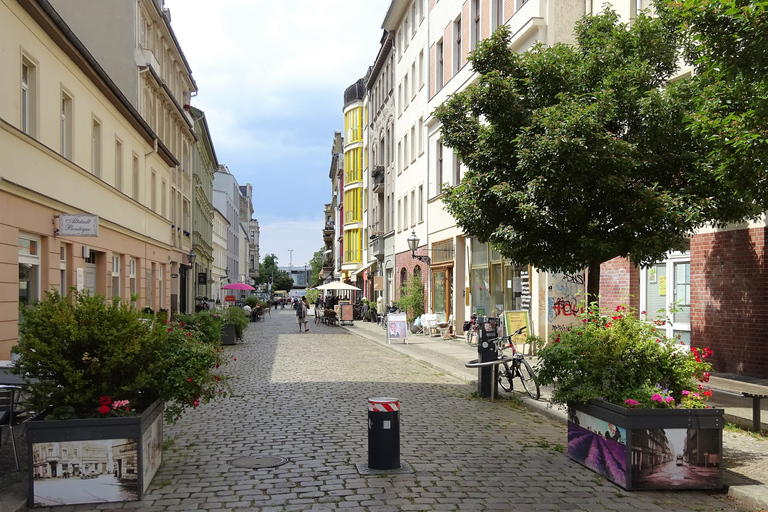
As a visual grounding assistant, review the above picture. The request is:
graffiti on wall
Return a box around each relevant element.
[547,272,586,334]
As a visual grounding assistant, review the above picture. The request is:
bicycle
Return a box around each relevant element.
[493,327,540,400]
[464,314,479,347]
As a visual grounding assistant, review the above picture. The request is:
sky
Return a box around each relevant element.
[163,0,391,269]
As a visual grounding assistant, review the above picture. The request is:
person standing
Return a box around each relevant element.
[296,296,309,332]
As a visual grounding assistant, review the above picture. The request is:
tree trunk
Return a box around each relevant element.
[587,260,601,307]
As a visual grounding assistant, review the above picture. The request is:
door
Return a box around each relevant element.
[641,253,691,346]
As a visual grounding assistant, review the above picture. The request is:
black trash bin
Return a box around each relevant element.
[367,397,400,470]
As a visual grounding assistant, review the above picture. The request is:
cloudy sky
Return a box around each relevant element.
[164,0,391,269]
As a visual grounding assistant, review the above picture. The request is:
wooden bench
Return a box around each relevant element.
[742,392,768,432]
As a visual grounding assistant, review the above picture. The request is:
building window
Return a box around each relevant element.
[418,185,424,223]
[472,0,481,49]
[21,57,37,136]
[641,253,691,346]
[411,62,417,98]
[151,171,157,211]
[91,117,102,177]
[419,50,425,89]
[19,235,40,306]
[411,126,416,163]
[129,257,137,303]
[436,40,444,90]
[112,254,121,301]
[397,199,402,232]
[454,17,463,73]
[454,152,462,185]
[400,268,408,289]
[60,244,67,292]
[418,117,424,155]
[132,154,140,200]
[61,92,73,159]
[115,139,123,192]
[157,265,163,309]
[404,134,409,169]
[437,142,444,193]
[403,194,408,229]
[161,179,167,218]
[493,0,505,30]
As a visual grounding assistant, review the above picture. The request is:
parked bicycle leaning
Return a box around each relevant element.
[493,326,540,400]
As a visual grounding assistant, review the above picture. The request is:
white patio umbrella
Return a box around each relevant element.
[315,281,361,291]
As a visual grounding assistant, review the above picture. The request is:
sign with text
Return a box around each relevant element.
[58,214,99,237]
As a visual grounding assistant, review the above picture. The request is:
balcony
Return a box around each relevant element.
[371,166,385,195]
[369,234,384,259]
[323,223,336,244]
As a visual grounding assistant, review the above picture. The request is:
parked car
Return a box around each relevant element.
[676,454,683,466]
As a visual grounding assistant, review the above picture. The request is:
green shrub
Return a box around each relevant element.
[13,290,229,422]
[222,306,249,340]
[536,302,713,409]
[396,275,425,323]
[176,311,224,345]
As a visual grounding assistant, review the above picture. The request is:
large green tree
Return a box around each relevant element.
[308,248,325,288]
[256,254,293,292]
[664,0,768,215]
[433,7,747,299]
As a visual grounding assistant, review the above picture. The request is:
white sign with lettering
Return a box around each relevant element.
[58,214,99,237]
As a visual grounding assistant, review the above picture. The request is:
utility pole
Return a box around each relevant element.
[288,249,293,267]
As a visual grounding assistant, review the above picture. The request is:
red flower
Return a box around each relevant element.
[703,390,713,397]
[98,405,110,414]
[186,332,191,336]
[703,372,711,382]
[604,322,612,328]
[187,377,193,382]
[99,396,111,406]
[233,358,237,361]
[167,328,173,333]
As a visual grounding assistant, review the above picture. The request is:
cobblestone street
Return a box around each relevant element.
[29,309,752,511]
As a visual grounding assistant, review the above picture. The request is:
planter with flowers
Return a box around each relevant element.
[12,291,230,508]
[536,303,722,490]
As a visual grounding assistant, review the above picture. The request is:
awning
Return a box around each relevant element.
[351,262,376,277]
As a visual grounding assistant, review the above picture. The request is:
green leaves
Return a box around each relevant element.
[434,4,747,277]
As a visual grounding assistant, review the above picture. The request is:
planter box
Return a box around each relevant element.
[26,400,163,508]
[568,400,723,490]
[221,323,237,345]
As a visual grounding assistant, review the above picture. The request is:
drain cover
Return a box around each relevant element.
[230,456,289,469]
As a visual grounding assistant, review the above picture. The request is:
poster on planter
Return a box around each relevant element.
[630,428,720,489]
[31,438,139,506]
[568,409,628,486]
[141,412,163,494]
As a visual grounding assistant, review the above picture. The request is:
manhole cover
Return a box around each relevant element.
[230,456,289,469]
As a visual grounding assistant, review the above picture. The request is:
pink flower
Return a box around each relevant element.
[666,397,675,404]
[651,394,663,402]
[624,399,640,407]
[682,390,690,395]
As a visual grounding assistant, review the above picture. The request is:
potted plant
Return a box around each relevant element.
[12,290,230,507]
[536,302,722,490]
[220,306,248,345]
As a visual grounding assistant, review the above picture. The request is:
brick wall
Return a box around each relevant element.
[444,24,452,86]
[394,250,428,306]
[482,0,491,39]
[462,1,470,66]
[599,257,640,315]
[691,228,768,378]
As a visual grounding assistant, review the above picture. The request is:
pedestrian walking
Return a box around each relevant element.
[296,296,309,332]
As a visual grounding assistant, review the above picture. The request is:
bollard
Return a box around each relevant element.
[477,317,499,398]
[367,397,400,470]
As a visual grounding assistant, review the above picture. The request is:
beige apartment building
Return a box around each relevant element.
[0,0,193,360]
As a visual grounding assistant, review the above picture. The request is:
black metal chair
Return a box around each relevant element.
[0,385,23,471]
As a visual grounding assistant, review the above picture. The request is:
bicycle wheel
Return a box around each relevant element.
[466,328,478,346]
[517,358,540,400]
[497,361,514,392]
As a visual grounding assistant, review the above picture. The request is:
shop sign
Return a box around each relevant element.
[58,214,99,236]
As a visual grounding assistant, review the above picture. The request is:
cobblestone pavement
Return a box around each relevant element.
[18,310,760,511]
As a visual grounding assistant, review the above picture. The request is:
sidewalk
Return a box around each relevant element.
[340,318,768,512]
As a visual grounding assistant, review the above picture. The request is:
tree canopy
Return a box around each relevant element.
[256,254,293,292]
[664,0,768,214]
[433,6,756,298]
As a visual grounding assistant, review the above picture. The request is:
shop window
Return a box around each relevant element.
[19,235,40,306]
[112,254,121,301]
